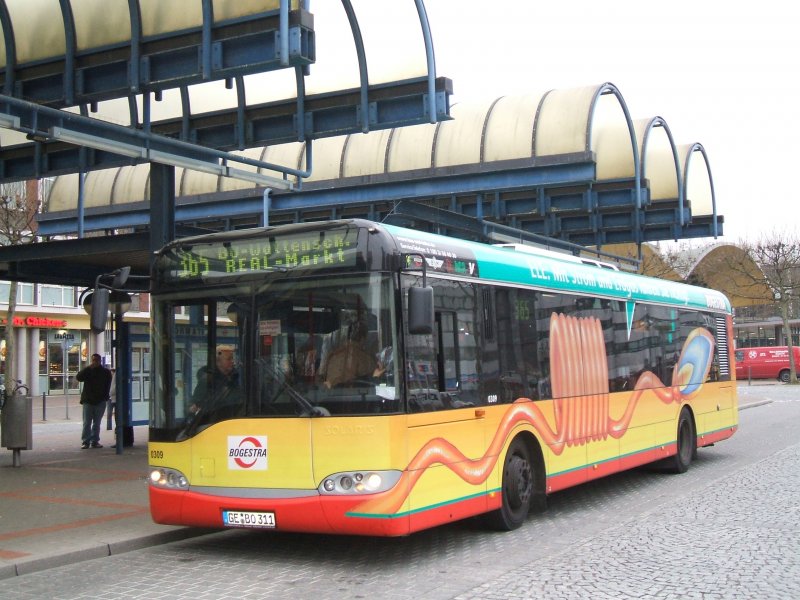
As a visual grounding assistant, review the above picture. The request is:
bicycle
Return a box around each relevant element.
[0,379,28,410]
[12,380,29,396]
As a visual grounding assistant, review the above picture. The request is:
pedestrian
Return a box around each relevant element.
[75,353,113,449]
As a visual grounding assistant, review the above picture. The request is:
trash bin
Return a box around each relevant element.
[1,394,33,467]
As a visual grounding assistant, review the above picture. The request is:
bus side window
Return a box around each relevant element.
[495,288,541,401]
[405,278,490,411]
[436,311,460,397]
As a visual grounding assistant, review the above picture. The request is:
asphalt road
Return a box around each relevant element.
[2,384,798,600]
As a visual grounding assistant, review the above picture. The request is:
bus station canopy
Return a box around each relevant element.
[38,83,722,251]
[0,1,449,183]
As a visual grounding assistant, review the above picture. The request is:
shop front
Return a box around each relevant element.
[43,328,88,395]
[1,312,96,398]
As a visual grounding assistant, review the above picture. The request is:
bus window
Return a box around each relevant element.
[437,311,459,395]
[495,288,542,401]
[151,297,244,437]
[250,275,397,417]
[405,277,485,411]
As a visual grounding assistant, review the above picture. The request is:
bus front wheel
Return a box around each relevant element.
[484,437,533,530]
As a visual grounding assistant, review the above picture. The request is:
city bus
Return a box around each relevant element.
[147,218,738,536]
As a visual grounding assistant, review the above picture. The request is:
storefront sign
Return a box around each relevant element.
[1,316,68,328]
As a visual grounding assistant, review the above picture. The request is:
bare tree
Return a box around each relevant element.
[722,232,800,384]
[1,180,42,390]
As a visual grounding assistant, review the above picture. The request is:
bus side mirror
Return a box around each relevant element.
[90,288,110,334]
[408,286,434,335]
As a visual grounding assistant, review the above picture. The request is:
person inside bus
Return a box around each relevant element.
[295,334,321,381]
[319,314,376,388]
[189,345,242,417]
[373,345,394,381]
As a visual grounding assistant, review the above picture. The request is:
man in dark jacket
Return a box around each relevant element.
[76,353,113,449]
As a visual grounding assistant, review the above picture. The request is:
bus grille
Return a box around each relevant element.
[715,316,730,377]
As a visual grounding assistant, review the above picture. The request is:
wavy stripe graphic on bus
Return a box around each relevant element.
[350,314,715,517]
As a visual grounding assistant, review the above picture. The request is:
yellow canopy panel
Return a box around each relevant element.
[0,0,294,64]
[43,84,714,224]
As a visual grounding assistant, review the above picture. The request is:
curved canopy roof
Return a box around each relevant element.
[0,0,432,104]
[0,0,457,288]
[0,0,450,185]
[688,244,773,307]
[44,81,720,246]
[609,241,773,309]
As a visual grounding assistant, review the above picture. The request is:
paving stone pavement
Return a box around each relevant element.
[454,442,800,599]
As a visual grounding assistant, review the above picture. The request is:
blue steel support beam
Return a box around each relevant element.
[1,201,723,288]
[0,1,16,96]
[0,8,315,108]
[127,0,142,94]
[0,77,452,182]
[57,0,77,106]
[150,163,176,257]
[37,158,596,234]
[0,94,303,184]
[32,153,721,247]
[0,231,154,288]
[341,0,370,133]
[413,0,439,123]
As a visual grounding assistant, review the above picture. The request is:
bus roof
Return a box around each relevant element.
[381,222,732,314]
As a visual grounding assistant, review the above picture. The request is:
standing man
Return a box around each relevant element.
[76,353,113,449]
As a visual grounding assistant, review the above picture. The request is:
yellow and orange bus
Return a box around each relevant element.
[147,219,737,535]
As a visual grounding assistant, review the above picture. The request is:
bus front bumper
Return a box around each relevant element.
[149,486,411,536]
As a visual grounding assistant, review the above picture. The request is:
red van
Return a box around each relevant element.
[734,346,800,383]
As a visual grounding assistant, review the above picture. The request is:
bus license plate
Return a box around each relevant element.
[223,510,276,528]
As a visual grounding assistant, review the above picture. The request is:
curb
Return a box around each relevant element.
[740,400,773,410]
[1,528,215,580]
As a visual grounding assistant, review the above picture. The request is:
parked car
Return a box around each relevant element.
[734,346,800,383]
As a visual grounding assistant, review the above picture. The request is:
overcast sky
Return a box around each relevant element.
[422,0,799,243]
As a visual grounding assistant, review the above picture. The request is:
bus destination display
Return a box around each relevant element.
[166,231,358,280]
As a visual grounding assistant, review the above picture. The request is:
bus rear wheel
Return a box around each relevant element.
[668,408,696,474]
[484,437,533,530]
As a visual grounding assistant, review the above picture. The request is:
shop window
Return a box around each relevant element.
[39,285,77,308]
[0,281,34,305]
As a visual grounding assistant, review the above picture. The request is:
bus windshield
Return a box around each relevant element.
[150,273,398,441]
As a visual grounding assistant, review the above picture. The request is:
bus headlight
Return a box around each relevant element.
[319,470,402,495]
[149,467,189,490]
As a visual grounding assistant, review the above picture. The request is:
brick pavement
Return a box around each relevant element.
[454,441,800,599]
[0,420,207,579]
